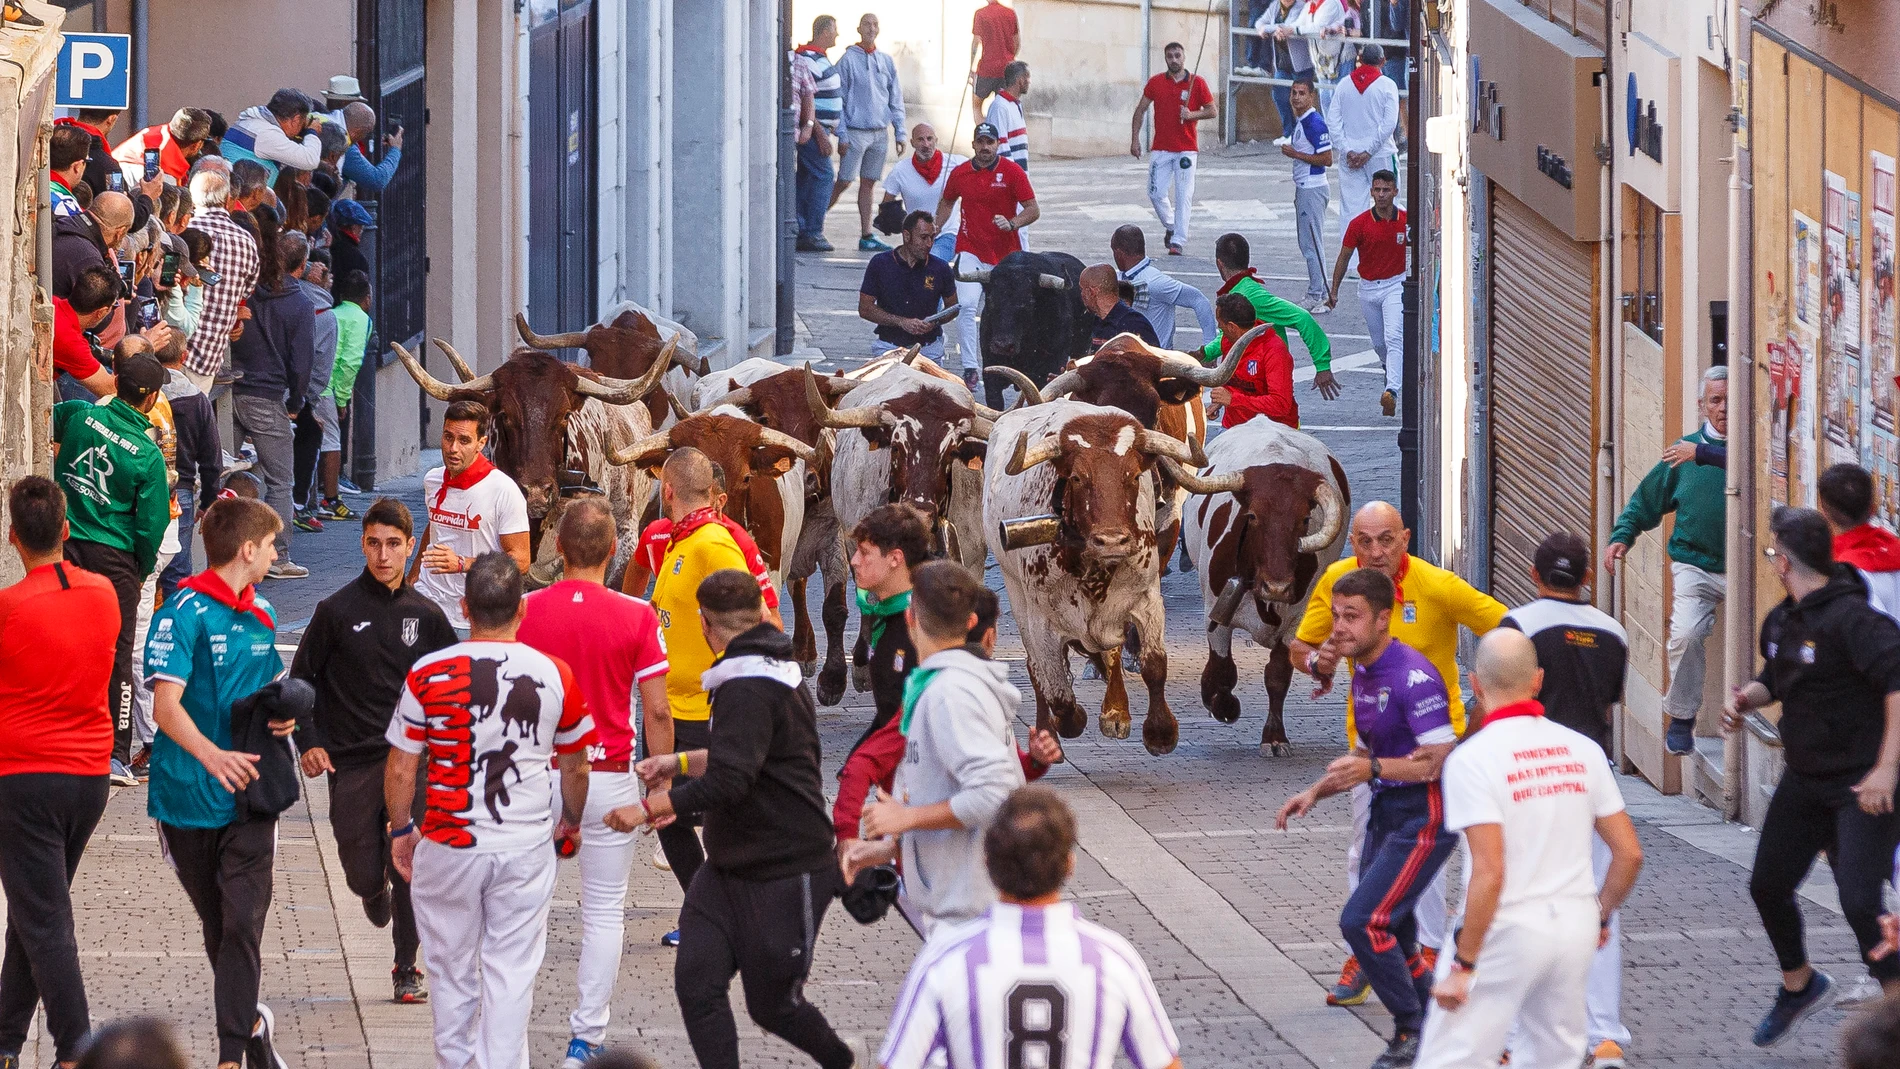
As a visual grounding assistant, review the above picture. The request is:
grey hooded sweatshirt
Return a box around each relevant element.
[895,647,1026,930]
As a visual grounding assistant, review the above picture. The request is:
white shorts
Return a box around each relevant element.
[839,128,890,182]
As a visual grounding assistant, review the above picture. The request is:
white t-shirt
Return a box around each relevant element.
[883,151,968,234]
[417,465,531,629]
[387,640,596,854]
[1440,709,1626,908]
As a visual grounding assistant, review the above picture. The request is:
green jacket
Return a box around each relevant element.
[1198,273,1333,371]
[52,398,172,578]
[328,301,371,406]
[1609,426,1727,574]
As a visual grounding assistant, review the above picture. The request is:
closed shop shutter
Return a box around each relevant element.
[1489,185,1600,607]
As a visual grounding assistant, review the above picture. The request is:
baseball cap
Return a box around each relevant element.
[972,122,1000,143]
[1532,531,1590,589]
[115,352,168,405]
[330,198,377,231]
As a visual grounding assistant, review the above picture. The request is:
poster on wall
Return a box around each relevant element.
[1869,153,1900,528]
[1768,337,1792,507]
[1793,210,1823,504]
[1823,174,1863,463]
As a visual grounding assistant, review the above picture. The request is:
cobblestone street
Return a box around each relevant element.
[4,154,1873,1069]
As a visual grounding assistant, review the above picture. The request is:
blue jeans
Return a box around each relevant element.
[795,136,835,241]
[930,231,956,263]
[1341,784,1456,1034]
[160,488,195,602]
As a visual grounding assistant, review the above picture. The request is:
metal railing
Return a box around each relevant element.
[1224,0,1410,143]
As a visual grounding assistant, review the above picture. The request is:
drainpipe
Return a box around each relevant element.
[1142,0,1152,83]
[775,0,794,355]
[130,0,148,128]
[37,136,51,301]
[1722,1,1755,822]
[1596,58,1620,761]
[1468,172,1491,592]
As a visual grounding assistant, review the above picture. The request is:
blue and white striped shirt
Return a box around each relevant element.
[794,46,843,132]
[1290,106,1332,190]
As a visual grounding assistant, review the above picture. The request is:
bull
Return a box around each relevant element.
[1174,419,1349,755]
[957,250,1093,410]
[982,400,1200,755]
[515,303,708,429]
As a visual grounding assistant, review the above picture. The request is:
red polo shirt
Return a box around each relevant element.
[945,157,1035,266]
[1145,72,1214,153]
[1341,207,1408,282]
[0,562,120,777]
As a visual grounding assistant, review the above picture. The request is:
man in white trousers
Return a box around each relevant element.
[387,553,595,1069]
[517,499,671,1069]
[936,122,1039,393]
[1417,629,1644,1069]
[1129,41,1216,256]
[1327,43,1400,226]
[1326,170,1408,417]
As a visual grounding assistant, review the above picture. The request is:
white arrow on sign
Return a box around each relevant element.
[67,42,116,98]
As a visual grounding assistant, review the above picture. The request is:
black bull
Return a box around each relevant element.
[965,251,1096,409]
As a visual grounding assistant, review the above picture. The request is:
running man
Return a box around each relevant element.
[878,786,1182,1069]
[1278,568,1460,1069]
[1110,225,1215,350]
[1326,169,1408,417]
[1417,629,1643,1069]
[1129,41,1215,255]
[411,399,532,633]
[936,122,1039,398]
[1208,232,1337,398]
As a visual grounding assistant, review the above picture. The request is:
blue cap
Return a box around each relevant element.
[330,198,376,231]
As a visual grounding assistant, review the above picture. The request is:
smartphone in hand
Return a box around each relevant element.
[138,296,160,329]
[159,251,178,288]
[143,148,161,182]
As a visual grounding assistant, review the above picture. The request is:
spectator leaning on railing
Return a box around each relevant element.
[223,88,323,185]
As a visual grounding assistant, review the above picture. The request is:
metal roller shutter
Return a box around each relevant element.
[1489,186,1600,607]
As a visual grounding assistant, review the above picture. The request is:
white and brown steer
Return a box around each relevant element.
[983,400,1200,755]
[1173,419,1348,756]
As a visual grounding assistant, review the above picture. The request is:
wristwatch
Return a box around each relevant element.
[1367,755,1383,782]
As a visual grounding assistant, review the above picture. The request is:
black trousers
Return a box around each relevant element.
[675,863,852,1069]
[63,539,139,765]
[658,718,712,896]
[160,817,277,1064]
[292,401,321,508]
[0,774,109,1060]
[328,761,424,970]
[1749,768,1900,983]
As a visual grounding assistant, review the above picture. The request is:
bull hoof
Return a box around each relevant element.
[816,665,847,707]
[1258,741,1293,758]
[1207,691,1242,724]
[1098,714,1131,741]
[851,665,872,693]
[1055,707,1087,739]
[1143,719,1179,756]
[799,659,818,680]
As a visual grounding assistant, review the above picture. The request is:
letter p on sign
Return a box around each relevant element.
[56,34,131,110]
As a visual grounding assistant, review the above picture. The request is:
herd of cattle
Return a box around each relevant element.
[393,253,1350,756]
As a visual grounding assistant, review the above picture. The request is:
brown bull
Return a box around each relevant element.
[516,309,707,428]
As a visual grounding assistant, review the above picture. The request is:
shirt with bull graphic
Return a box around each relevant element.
[387,640,597,852]
[1349,637,1455,793]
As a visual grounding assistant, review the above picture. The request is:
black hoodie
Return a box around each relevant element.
[1757,564,1900,779]
[668,623,836,880]
[229,282,316,407]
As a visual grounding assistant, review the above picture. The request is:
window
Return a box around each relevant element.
[1626,193,1665,344]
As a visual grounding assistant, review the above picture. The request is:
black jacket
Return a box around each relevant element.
[1500,597,1628,758]
[52,211,112,300]
[229,282,316,406]
[669,624,836,880]
[1090,300,1159,348]
[231,678,314,820]
[854,606,917,740]
[163,373,222,504]
[1757,565,1900,778]
[330,231,370,294]
[290,570,458,769]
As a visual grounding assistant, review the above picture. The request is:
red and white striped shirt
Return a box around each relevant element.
[984,92,1029,170]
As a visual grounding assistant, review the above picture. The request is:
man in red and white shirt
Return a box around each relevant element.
[1130,42,1216,256]
[983,62,1032,171]
[934,123,1039,384]
[1326,169,1408,416]
[386,553,596,1069]
[410,400,532,632]
[516,498,669,1068]
[969,0,1019,116]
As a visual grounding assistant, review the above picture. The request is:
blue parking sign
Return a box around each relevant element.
[57,34,130,110]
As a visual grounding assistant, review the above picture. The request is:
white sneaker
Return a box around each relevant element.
[1306,297,1333,314]
[1837,974,1885,1008]
[652,841,671,871]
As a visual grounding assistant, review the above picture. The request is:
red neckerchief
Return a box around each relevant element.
[998,90,1019,104]
[635,508,774,594]
[1834,524,1900,573]
[55,117,106,144]
[794,44,829,59]
[1480,699,1545,723]
[1354,552,1410,606]
[1307,0,1325,14]
[1217,267,1260,296]
[435,455,497,510]
[1351,64,1383,93]
[912,149,945,184]
[858,42,876,54]
[179,569,275,630]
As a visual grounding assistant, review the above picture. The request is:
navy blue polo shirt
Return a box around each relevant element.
[1091,300,1160,347]
[861,250,957,345]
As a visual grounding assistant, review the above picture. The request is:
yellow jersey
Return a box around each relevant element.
[1295,553,1507,740]
[651,523,751,722]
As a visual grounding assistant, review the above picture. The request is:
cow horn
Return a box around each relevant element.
[694,384,754,414]
[662,332,703,373]
[1133,428,1197,465]
[514,312,590,350]
[1037,273,1068,291]
[967,415,994,440]
[1299,478,1347,555]
[1165,323,1267,387]
[395,342,491,400]
[983,365,1043,406]
[606,427,675,468]
[662,386,691,423]
[1040,368,1085,400]
[755,426,819,466]
[574,335,676,405]
[1004,431,1062,475]
[898,344,923,366]
[433,338,479,382]
[955,263,993,284]
[803,366,886,429]
[1156,457,1246,496]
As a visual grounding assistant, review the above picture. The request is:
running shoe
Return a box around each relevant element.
[652,842,672,871]
[109,759,139,788]
[560,1038,603,1069]
[1382,390,1397,417]
[1407,946,1437,979]
[1586,1039,1627,1068]
[393,966,429,1003]
[248,1003,289,1069]
[337,478,367,496]
[128,748,152,781]
[1167,244,1184,256]
[267,560,310,580]
[1665,716,1696,755]
[293,510,325,533]
[661,929,681,947]
[320,497,357,521]
[1163,229,1174,249]
[1306,296,1334,314]
[1327,955,1371,1006]
[1752,969,1835,1047]
[1838,973,1886,1007]
[858,235,891,252]
[1369,1031,1418,1069]
[364,886,392,928]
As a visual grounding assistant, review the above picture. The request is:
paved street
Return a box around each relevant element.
[3,152,1874,1069]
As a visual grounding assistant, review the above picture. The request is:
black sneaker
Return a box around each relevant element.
[1369,1031,1419,1069]
[363,886,392,928]
[1665,716,1697,755]
[293,511,324,533]
[247,1003,289,1069]
[393,966,429,1003]
[1753,970,1835,1047]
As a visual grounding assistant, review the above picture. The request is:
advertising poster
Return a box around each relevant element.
[1793,210,1822,503]
[1823,174,1862,462]
[1870,153,1899,527]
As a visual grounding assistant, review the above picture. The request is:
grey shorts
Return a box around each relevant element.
[973,75,1006,102]
[839,127,890,181]
[315,394,342,452]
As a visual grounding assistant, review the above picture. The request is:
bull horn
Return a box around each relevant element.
[803,366,886,429]
[1037,273,1068,291]
[1040,369,1085,400]
[694,384,754,413]
[662,386,691,423]
[1298,478,1347,555]
[663,332,702,372]
[1164,323,1268,387]
[755,425,820,466]
[955,263,993,284]
[433,337,479,382]
[1133,428,1197,465]
[1156,457,1246,496]
[898,344,923,366]
[514,312,589,350]
[606,427,675,468]
[395,342,491,400]
[972,402,1005,420]
[574,334,676,405]
[1004,431,1062,475]
[968,415,994,440]
[983,365,1043,406]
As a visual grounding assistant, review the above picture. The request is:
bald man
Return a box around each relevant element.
[53,191,139,302]
[1417,629,1643,1069]
[880,123,967,264]
[1081,263,1159,347]
[1291,500,1507,1006]
[328,100,403,194]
